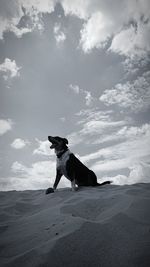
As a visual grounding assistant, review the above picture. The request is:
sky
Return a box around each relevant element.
[0,0,150,191]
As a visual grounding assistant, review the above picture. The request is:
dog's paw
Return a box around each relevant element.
[45,187,54,194]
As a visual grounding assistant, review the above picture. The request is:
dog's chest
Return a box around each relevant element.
[56,150,71,178]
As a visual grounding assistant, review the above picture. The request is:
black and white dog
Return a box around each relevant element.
[47,136,111,192]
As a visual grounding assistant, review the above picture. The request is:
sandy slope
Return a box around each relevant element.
[0,183,150,267]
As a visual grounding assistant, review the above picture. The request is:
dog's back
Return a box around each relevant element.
[66,153,98,186]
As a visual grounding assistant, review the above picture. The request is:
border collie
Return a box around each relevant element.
[47,136,111,192]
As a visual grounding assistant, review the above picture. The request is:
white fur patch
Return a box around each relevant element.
[57,150,71,179]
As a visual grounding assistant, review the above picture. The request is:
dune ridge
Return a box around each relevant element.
[0,183,150,267]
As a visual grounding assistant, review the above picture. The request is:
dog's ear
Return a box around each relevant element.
[63,138,68,144]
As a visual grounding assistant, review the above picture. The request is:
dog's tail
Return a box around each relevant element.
[96,181,112,186]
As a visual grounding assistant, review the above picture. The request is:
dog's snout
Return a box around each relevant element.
[48,136,69,150]
[48,136,54,142]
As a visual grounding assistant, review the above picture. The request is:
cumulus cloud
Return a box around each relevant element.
[11,138,30,149]
[99,71,150,113]
[0,58,21,80]
[63,0,150,58]
[80,11,114,53]
[0,0,150,60]
[0,2,31,39]
[0,0,24,39]
[9,159,70,190]
[33,138,54,156]
[109,21,150,59]
[105,162,150,185]
[0,0,56,39]
[0,119,13,135]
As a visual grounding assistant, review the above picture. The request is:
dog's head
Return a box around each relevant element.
[48,136,68,150]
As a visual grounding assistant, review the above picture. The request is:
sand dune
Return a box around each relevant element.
[0,183,150,267]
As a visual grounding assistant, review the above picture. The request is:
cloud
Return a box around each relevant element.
[55,31,66,44]
[11,138,30,149]
[80,11,114,53]
[69,84,94,106]
[67,132,83,147]
[62,0,150,59]
[11,159,55,182]
[9,24,32,38]
[80,147,113,164]
[69,84,80,94]
[53,23,66,45]
[99,71,150,113]
[11,161,27,174]
[33,138,54,157]
[106,162,150,185]
[67,109,150,186]
[8,159,70,191]
[7,122,150,189]
[84,90,93,106]
[0,0,32,39]
[81,122,150,163]
[0,0,24,39]
[80,119,125,136]
[66,121,150,185]
[0,119,13,135]
[67,108,126,147]
[109,21,150,59]
[0,0,56,39]
[92,123,150,145]
[88,123,150,175]
[1,0,150,60]
[61,0,92,19]
[0,58,21,80]
[7,158,57,191]
[21,0,56,14]
[128,162,150,184]
[76,109,113,124]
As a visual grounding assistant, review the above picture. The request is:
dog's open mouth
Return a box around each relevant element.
[48,136,58,149]
[50,142,57,149]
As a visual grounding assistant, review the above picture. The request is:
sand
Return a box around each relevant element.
[0,183,150,267]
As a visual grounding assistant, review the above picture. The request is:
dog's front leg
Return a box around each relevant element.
[71,179,77,191]
[53,169,62,190]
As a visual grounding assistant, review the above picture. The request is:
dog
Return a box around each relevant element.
[47,136,111,192]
